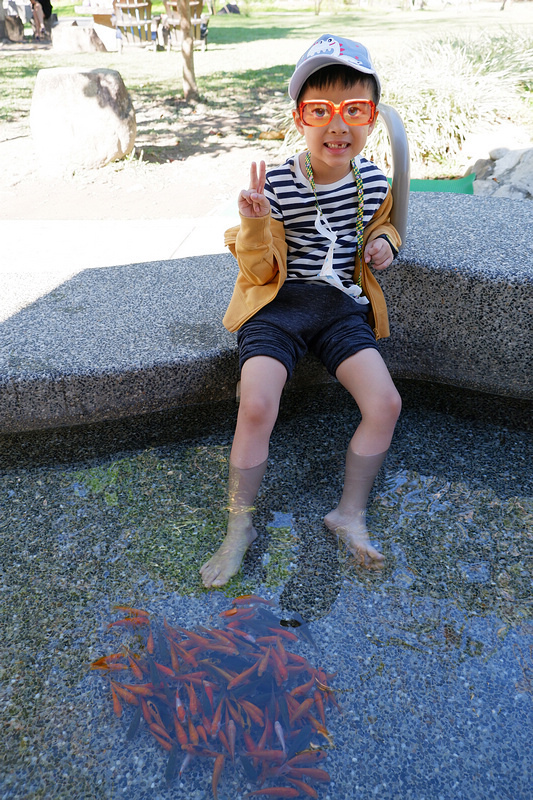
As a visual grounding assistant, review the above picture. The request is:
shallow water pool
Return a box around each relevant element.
[0,381,531,800]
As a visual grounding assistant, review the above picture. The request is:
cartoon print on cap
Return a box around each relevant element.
[303,36,367,71]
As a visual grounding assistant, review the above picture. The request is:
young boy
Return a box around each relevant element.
[201,34,402,588]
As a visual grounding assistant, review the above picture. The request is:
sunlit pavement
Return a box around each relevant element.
[0,213,238,322]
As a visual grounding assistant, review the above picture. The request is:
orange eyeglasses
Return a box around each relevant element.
[298,98,376,127]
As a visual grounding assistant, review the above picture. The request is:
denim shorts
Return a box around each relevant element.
[237,282,379,379]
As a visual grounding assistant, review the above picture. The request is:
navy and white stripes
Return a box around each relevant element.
[264,153,389,290]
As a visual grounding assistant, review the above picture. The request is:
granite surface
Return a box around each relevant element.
[0,381,531,800]
[1,194,532,433]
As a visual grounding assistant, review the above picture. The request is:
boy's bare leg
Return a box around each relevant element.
[200,356,287,587]
[200,459,267,587]
[324,348,401,568]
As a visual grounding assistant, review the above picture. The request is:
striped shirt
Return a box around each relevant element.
[264,153,390,300]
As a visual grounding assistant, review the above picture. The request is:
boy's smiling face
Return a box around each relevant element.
[293,79,377,185]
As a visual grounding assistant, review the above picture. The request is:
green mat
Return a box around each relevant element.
[389,173,476,194]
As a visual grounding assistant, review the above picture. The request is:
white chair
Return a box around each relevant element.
[114,0,155,52]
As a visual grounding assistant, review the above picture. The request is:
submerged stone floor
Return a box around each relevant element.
[0,380,532,800]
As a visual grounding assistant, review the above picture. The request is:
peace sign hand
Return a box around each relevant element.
[238,161,270,218]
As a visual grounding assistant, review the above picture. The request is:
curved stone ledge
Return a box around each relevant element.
[1,194,531,433]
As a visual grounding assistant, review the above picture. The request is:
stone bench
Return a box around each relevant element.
[0,194,531,434]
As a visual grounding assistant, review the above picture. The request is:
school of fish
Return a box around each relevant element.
[91,595,340,798]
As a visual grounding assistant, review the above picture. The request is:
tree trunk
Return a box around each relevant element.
[0,3,6,40]
[177,0,199,102]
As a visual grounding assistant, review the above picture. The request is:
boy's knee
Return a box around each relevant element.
[240,392,279,427]
[366,387,401,425]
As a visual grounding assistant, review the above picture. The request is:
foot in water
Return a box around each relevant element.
[324,508,384,569]
[200,518,257,587]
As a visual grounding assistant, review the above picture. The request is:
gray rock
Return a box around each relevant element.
[510,149,533,196]
[468,157,493,181]
[52,22,107,53]
[492,147,528,179]
[30,67,136,173]
[489,147,510,161]
[472,146,533,200]
[473,179,497,196]
[4,13,24,41]
[492,184,527,199]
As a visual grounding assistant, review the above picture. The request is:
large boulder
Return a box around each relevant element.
[30,67,136,173]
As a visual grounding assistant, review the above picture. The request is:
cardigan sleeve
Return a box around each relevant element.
[362,188,401,253]
[222,216,288,332]
[224,214,284,286]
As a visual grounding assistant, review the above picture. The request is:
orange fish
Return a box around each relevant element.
[140,697,152,725]
[149,722,173,742]
[112,605,149,618]
[120,682,156,697]
[110,682,122,717]
[313,690,326,727]
[170,640,198,667]
[268,627,299,642]
[173,714,188,747]
[238,699,264,727]
[227,719,236,762]
[286,778,318,799]
[212,754,225,800]
[289,697,314,725]
[90,653,126,670]
[257,646,271,677]
[168,640,181,673]
[149,729,173,752]
[211,697,224,737]
[127,654,144,680]
[218,729,231,758]
[146,628,155,654]
[286,750,326,767]
[187,716,200,746]
[196,724,209,746]
[185,681,199,717]
[109,680,139,706]
[271,647,288,683]
[154,661,175,678]
[290,673,317,697]
[226,660,259,691]
[285,767,330,783]
[231,594,274,606]
[276,636,288,665]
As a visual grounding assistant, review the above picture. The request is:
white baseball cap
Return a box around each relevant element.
[289,34,381,103]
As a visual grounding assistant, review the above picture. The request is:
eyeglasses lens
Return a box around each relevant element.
[301,100,374,127]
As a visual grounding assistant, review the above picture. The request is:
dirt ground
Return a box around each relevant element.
[0,104,285,221]
[0,27,292,222]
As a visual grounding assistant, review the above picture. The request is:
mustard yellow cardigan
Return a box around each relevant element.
[222,187,400,340]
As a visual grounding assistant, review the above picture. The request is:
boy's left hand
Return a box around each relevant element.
[364,238,393,271]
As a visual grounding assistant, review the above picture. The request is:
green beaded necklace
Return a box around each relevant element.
[304,150,365,291]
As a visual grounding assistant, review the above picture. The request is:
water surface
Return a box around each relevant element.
[1,381,531,799]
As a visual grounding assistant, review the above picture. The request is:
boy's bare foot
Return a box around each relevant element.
[200,519,258,588]
[324,509,384,569]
